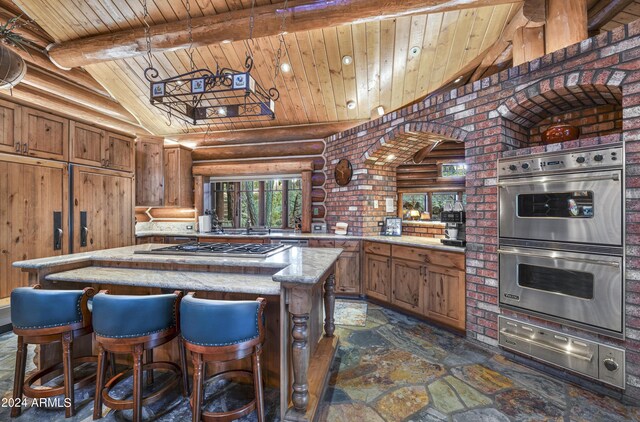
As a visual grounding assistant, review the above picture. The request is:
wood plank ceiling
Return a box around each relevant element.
[12,0,519,137]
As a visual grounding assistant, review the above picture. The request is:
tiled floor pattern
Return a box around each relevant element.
[0,302,638,421]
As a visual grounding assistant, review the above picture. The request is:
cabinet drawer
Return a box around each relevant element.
[309,239,335,248]
[334,240,359,252]
[363,241,391,256]
[392,245,464,271]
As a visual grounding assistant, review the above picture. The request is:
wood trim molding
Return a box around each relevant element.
[192,158,315,177]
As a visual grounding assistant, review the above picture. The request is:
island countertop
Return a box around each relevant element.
[13,244,343,288]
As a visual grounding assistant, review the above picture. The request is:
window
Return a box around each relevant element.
[400,191,465,222]
[438,162,466,179]
[207,178,302,229]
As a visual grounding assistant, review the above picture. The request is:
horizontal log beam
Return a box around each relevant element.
[22,65,137,123]
[47,0,521,69]
[192,157,315,176]
[192,140,324,161]
[1,84,148,135]
[174,121,364,145]
[588,0,635,32]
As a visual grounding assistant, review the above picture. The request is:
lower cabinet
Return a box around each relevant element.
[364,241,466,331]
[335,251,360,294]
[425,264,466,329]
[391,258,425,313]
[364,253,390,301]
[309,239,362,295]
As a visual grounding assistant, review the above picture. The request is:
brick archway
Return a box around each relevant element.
[362,121,469,168]
[497,71,625,128]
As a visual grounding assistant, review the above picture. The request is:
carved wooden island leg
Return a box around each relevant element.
[324,274,335,337]
[291,313,310,412]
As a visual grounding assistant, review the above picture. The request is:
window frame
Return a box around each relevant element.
[398,189,465,222]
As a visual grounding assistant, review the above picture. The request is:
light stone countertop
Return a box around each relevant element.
[13,244,343,288]
[45,267,282,295]
[134,231,465,253]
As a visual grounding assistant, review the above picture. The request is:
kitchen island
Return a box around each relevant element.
[14,244,342,422]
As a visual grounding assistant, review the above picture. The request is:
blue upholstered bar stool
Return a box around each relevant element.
[91,290,189,422]
[11,285,96,418]
[180,293,266,422]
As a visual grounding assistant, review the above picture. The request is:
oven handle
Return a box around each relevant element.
[498,248,621,268]
[497,172,620,187]
[500,329,594,362]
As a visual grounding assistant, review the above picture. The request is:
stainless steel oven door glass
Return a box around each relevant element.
[499,246,623,333]
[498,170,622,246]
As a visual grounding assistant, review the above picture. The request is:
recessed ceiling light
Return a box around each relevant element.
[454,76,463,83]
[221,39,232,44]
[377,106,385,116]
[217,106,227,116]
[347,100,356,110]
[342,55,353,65]
[280,62,291,73]
[386,154,396,161]
[409,46,421,57]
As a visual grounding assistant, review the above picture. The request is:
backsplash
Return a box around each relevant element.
[401,221,446,238]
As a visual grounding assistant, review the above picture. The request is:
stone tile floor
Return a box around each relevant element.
[0,302,638,421]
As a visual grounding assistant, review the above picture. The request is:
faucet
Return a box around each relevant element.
[246,222,253,235]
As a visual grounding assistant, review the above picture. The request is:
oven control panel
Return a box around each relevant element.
[498,145,623,177]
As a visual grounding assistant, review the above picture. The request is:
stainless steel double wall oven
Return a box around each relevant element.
[497,144,624,337]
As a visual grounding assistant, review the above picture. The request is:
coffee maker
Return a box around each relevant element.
[440,210,466,247]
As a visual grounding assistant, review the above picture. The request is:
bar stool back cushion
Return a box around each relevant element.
[92,293,178,338]
[180,296,260,346]
[11,288,84,330]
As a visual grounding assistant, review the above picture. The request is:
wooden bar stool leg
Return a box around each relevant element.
[191,352,204,422]
[62,333,75,418]
[178,338,189,397]
[145,349,154,386]
[132,345,144,422]
[11,336,26,418]
[252,347,265,422]
[93,345,108,420]
[108,352,116,378]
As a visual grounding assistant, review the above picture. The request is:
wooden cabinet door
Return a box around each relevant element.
[105,132,135,172]
[136,138,164,206]
[164,145,193,207]
[391,258,425,313]
[425,264,466,330]
[0,100,20,155]
[69,121,105,167]
[72,166,134,252]
[335,251,360,295]
[365,253,390,301]
[22,107,69,161]
[0,155,67,298]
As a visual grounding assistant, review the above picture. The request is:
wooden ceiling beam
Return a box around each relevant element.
[413,140,442,164]
[170,121,366,145]
[46,0,521,69]
[22,65,138,123]
[470,6,529,82]
[1,84,148,135]
[588,0,635,32]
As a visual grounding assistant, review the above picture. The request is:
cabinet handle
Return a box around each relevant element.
[22,142,28,154]
[14,142,20,152]
[53,211,63,250]
[80,211,88,247]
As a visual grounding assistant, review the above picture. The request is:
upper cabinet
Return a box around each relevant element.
[70,121,105,167]
[135,136,164,206]
[21,107,69,161]
[164,144,193,207]
[0,99,20,155]
[105,132,135,172]
[70,122,135,172]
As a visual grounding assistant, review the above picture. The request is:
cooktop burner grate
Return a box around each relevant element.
[136,241,289,258]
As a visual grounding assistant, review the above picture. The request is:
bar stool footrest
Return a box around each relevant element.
[102,361,181,411]
[192,370,257,422]
[23,356,97,399]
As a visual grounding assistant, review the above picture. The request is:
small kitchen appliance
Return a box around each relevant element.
[440,210,466,247]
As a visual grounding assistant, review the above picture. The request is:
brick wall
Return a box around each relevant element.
[401,222,446,238]
[324,22,640,400]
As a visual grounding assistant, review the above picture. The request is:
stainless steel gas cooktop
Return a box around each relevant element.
[135,241,290,258]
